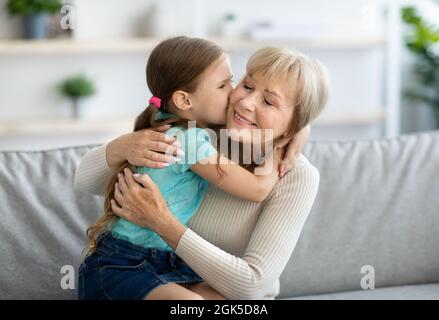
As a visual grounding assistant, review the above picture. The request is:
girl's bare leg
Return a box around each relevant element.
[186,282,226,300]
[144,283,205,300]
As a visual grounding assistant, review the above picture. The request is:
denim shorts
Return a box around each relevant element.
[77,232,203,300]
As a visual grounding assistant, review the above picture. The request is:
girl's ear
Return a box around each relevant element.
[171,90,192,111]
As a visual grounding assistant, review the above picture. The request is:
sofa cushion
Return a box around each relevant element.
[285,283,439,300]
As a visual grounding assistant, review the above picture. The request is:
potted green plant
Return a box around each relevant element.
[401,6,439,128]
[59,74,96,119]
[6,0,62,39]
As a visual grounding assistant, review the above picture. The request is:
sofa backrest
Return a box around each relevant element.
[0,146,102,299]
[0,131,438,299]
[279,130,439,298]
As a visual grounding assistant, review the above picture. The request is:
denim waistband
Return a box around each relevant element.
[97,231,176,263]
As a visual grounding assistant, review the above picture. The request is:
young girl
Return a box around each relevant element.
[77,36,283,300]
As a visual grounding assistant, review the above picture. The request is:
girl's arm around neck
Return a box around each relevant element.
[190,149,282,202]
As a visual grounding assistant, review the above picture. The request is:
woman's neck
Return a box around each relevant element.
[220,138,272,171]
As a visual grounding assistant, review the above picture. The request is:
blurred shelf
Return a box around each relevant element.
[0,118,134,136]
[0,35,386,56]
[314,108,386,126]
[0,109,384,137]
[0,38,158,55]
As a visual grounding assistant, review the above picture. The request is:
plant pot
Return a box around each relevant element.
[23,14,49,39]
[71,97,87,119]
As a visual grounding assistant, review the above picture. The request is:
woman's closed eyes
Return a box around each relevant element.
[243,82,275,107]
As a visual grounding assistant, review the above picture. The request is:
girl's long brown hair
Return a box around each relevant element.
[84,36,225,256]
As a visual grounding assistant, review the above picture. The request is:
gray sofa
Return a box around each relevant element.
[1,131,438,300]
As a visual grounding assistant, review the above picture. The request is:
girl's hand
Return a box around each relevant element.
[106,125,185,171]
[111,168,187,249]
[276,125,311,177]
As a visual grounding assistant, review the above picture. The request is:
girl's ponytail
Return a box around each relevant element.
[84,161,131,258]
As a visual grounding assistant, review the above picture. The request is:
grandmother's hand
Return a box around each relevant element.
[276,125,311,177]
[111,168,187,249]
[106,125,185,171]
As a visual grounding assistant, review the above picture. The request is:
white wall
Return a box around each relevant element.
[0,53,148,120]
[0,0,390,149]
[66,0,386,39]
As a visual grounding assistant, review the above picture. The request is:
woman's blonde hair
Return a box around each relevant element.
[247,47,329,141]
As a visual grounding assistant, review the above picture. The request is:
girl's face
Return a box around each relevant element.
[190,55,234,126]
[226,74,295,145]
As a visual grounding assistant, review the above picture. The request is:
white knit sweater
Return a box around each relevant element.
[74,144,320,299]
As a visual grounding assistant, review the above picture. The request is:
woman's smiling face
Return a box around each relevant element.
[226,74,295,145]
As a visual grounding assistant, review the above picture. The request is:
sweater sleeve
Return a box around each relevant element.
[175,161,320,300]
[73,144,114,196]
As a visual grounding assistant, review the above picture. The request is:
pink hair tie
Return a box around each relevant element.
[149,96,161,109]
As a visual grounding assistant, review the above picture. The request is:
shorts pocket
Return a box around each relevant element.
[98,255,150,271]
[175,261,202,282]
[80,252,100,272]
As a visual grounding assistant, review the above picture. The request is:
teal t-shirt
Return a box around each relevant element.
[111,112,218,251]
